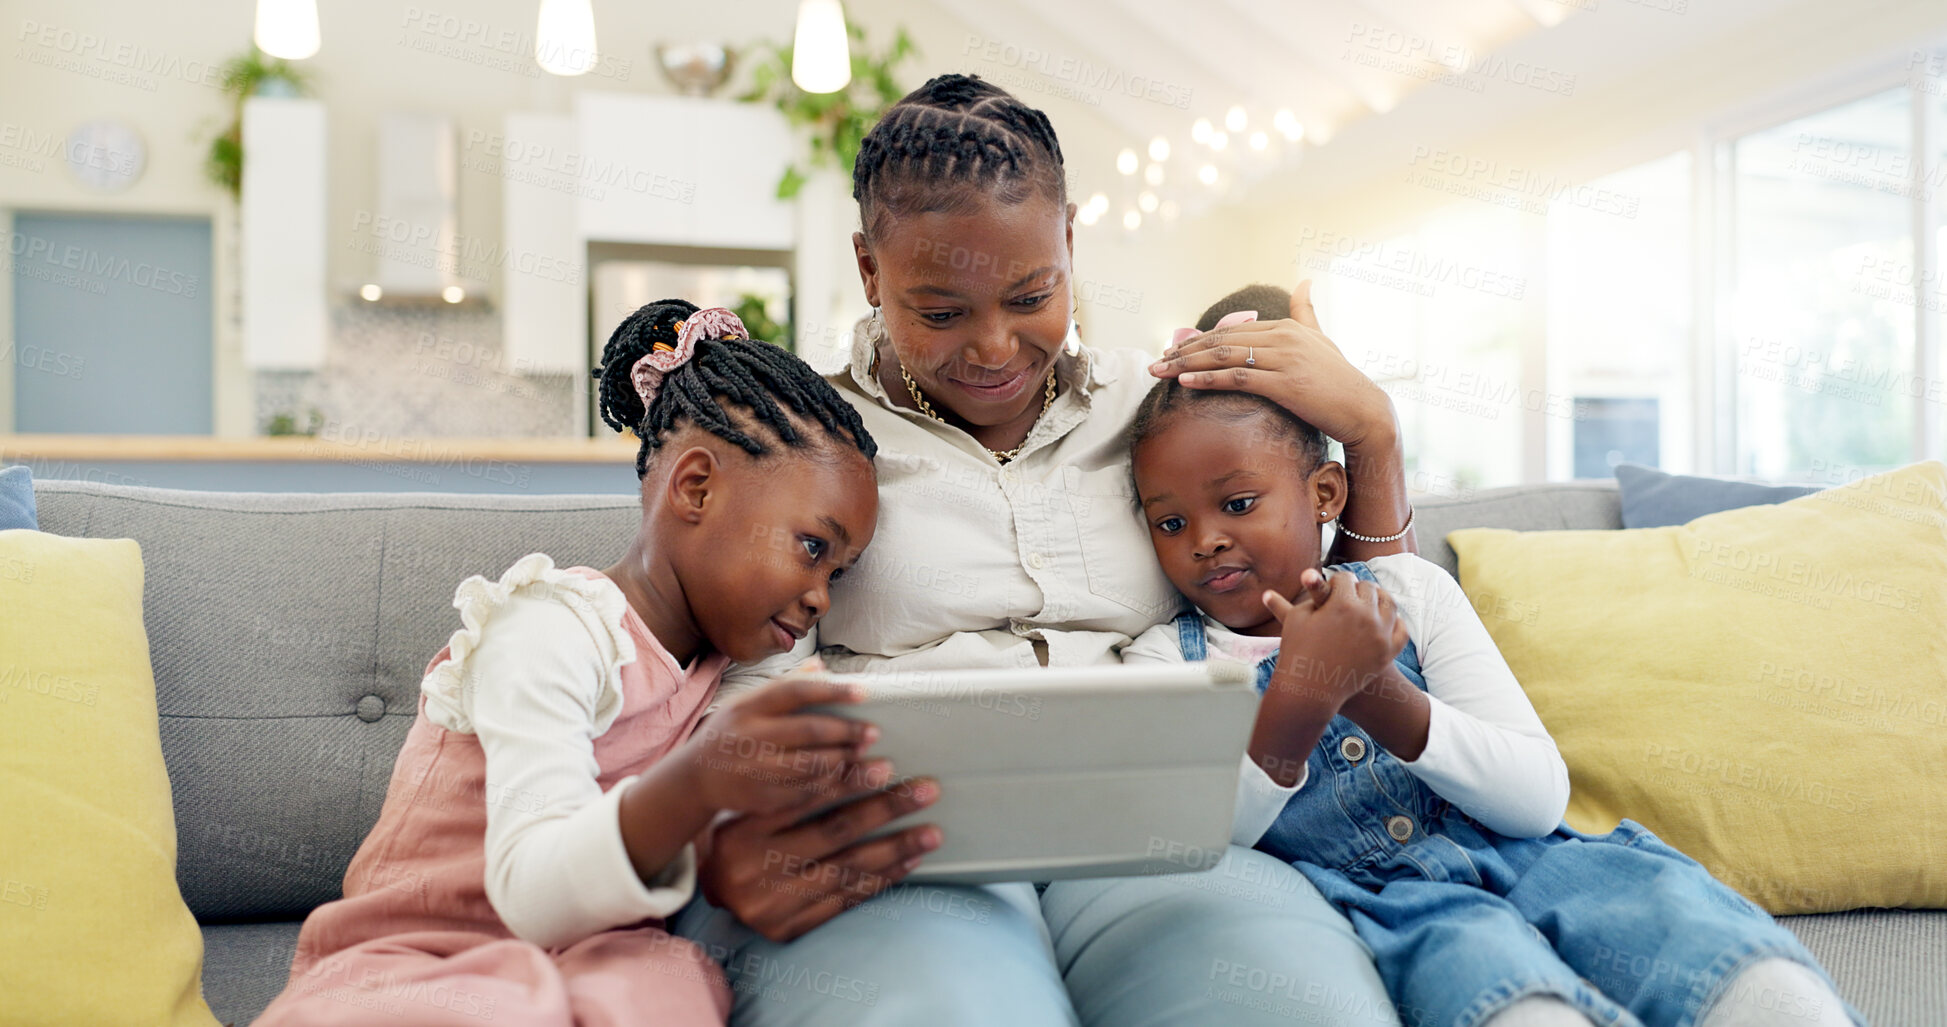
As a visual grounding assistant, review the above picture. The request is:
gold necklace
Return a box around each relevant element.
[901,365,1058,464]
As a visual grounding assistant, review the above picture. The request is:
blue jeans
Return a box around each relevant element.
[1174,561,1858,1027]
[671,845,1396,1026]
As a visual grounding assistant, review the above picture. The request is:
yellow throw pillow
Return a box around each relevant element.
[0,530,218,1026]
[1448,462,1947,915]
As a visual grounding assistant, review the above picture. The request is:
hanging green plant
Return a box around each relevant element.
[730,291,793,352]
[737,21,916,199]
[204,48,313,201]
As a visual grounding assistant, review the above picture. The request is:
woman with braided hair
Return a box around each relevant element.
[671,75,1418,1026]
[258,301,886,1026]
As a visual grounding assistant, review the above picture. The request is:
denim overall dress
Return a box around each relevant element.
[1175,561,1854,1027]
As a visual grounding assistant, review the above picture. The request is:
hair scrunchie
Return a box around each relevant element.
[1170,308,1256,348]
[629,307,751,406]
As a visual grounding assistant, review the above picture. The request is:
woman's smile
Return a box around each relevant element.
[947,363,1037,404]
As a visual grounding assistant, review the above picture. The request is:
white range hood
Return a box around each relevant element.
[365,112,465,304]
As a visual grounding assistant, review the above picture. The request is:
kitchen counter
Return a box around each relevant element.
[0,434,639,463]
[3,434,646,494]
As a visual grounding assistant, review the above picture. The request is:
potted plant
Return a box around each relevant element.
[204,48,313,201]
[730,292,793,351]
[738,20,916,199]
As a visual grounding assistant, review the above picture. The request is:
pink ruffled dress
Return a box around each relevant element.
[256,556,732,1026]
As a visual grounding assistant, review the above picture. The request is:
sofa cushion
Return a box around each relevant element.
[0,464,34,529]
[1615,462,1819,528]
[32,480,641,920]
[0,529,217,1026]
[199,921,301,1027]
[1781,910,1947,1027]
[1448,462,1947,913]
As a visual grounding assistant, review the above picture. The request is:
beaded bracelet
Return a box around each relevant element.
[1335,505,1415,544]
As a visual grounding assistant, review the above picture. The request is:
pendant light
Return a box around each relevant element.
[536,0,598,77]
[254,0,320,60]
[791,0,851,94]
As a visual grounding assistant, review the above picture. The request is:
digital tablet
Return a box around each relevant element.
[807,661,1260,884]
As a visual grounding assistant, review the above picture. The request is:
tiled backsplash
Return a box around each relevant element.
[255,302,583,439]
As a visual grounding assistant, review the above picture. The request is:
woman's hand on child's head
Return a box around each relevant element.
[1148,280,1392,449]
[681,659,893,817]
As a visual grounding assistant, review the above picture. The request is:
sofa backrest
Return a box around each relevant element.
[33,480,642,921]
[1412,481,1621,577]
[30,476,1621,921]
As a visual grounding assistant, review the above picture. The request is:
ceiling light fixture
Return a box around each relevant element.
[535,0,598,76]
[790,0,851,93]
[254,0,320,60]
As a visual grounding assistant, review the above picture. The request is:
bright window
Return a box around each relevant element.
[1546,151,1693,477]
[1316,54,1947,489]
[1728,88,1917,480]
[1313,205,1529,495]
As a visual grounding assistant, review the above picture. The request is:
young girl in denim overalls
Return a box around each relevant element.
[1122,315,1858,1027]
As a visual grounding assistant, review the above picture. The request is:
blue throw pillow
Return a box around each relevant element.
[1613,463,1819,529]
[0,465,35,531]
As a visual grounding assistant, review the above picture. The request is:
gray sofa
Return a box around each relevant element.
[29,477,1946,1026]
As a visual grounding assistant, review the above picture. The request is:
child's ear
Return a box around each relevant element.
[1310,460,1349,523]
[661,446,718,526]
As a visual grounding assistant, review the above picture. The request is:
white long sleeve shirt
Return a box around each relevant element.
[419,556,703,949]
[1122,553,1571,847]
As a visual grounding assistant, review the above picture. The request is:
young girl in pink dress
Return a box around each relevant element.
[256,300,888,1026]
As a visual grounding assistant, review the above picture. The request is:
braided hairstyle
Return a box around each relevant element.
[1131,284,1327,472]
[853,73,1067,241]
[591,298,877,478]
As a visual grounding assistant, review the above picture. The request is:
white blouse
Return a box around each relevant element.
[724,329,1181,693]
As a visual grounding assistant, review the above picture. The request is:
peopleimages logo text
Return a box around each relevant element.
[961,35,1194,110]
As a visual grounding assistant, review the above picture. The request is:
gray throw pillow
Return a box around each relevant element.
[0,465,34,531]
[1614,463,1819,529]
